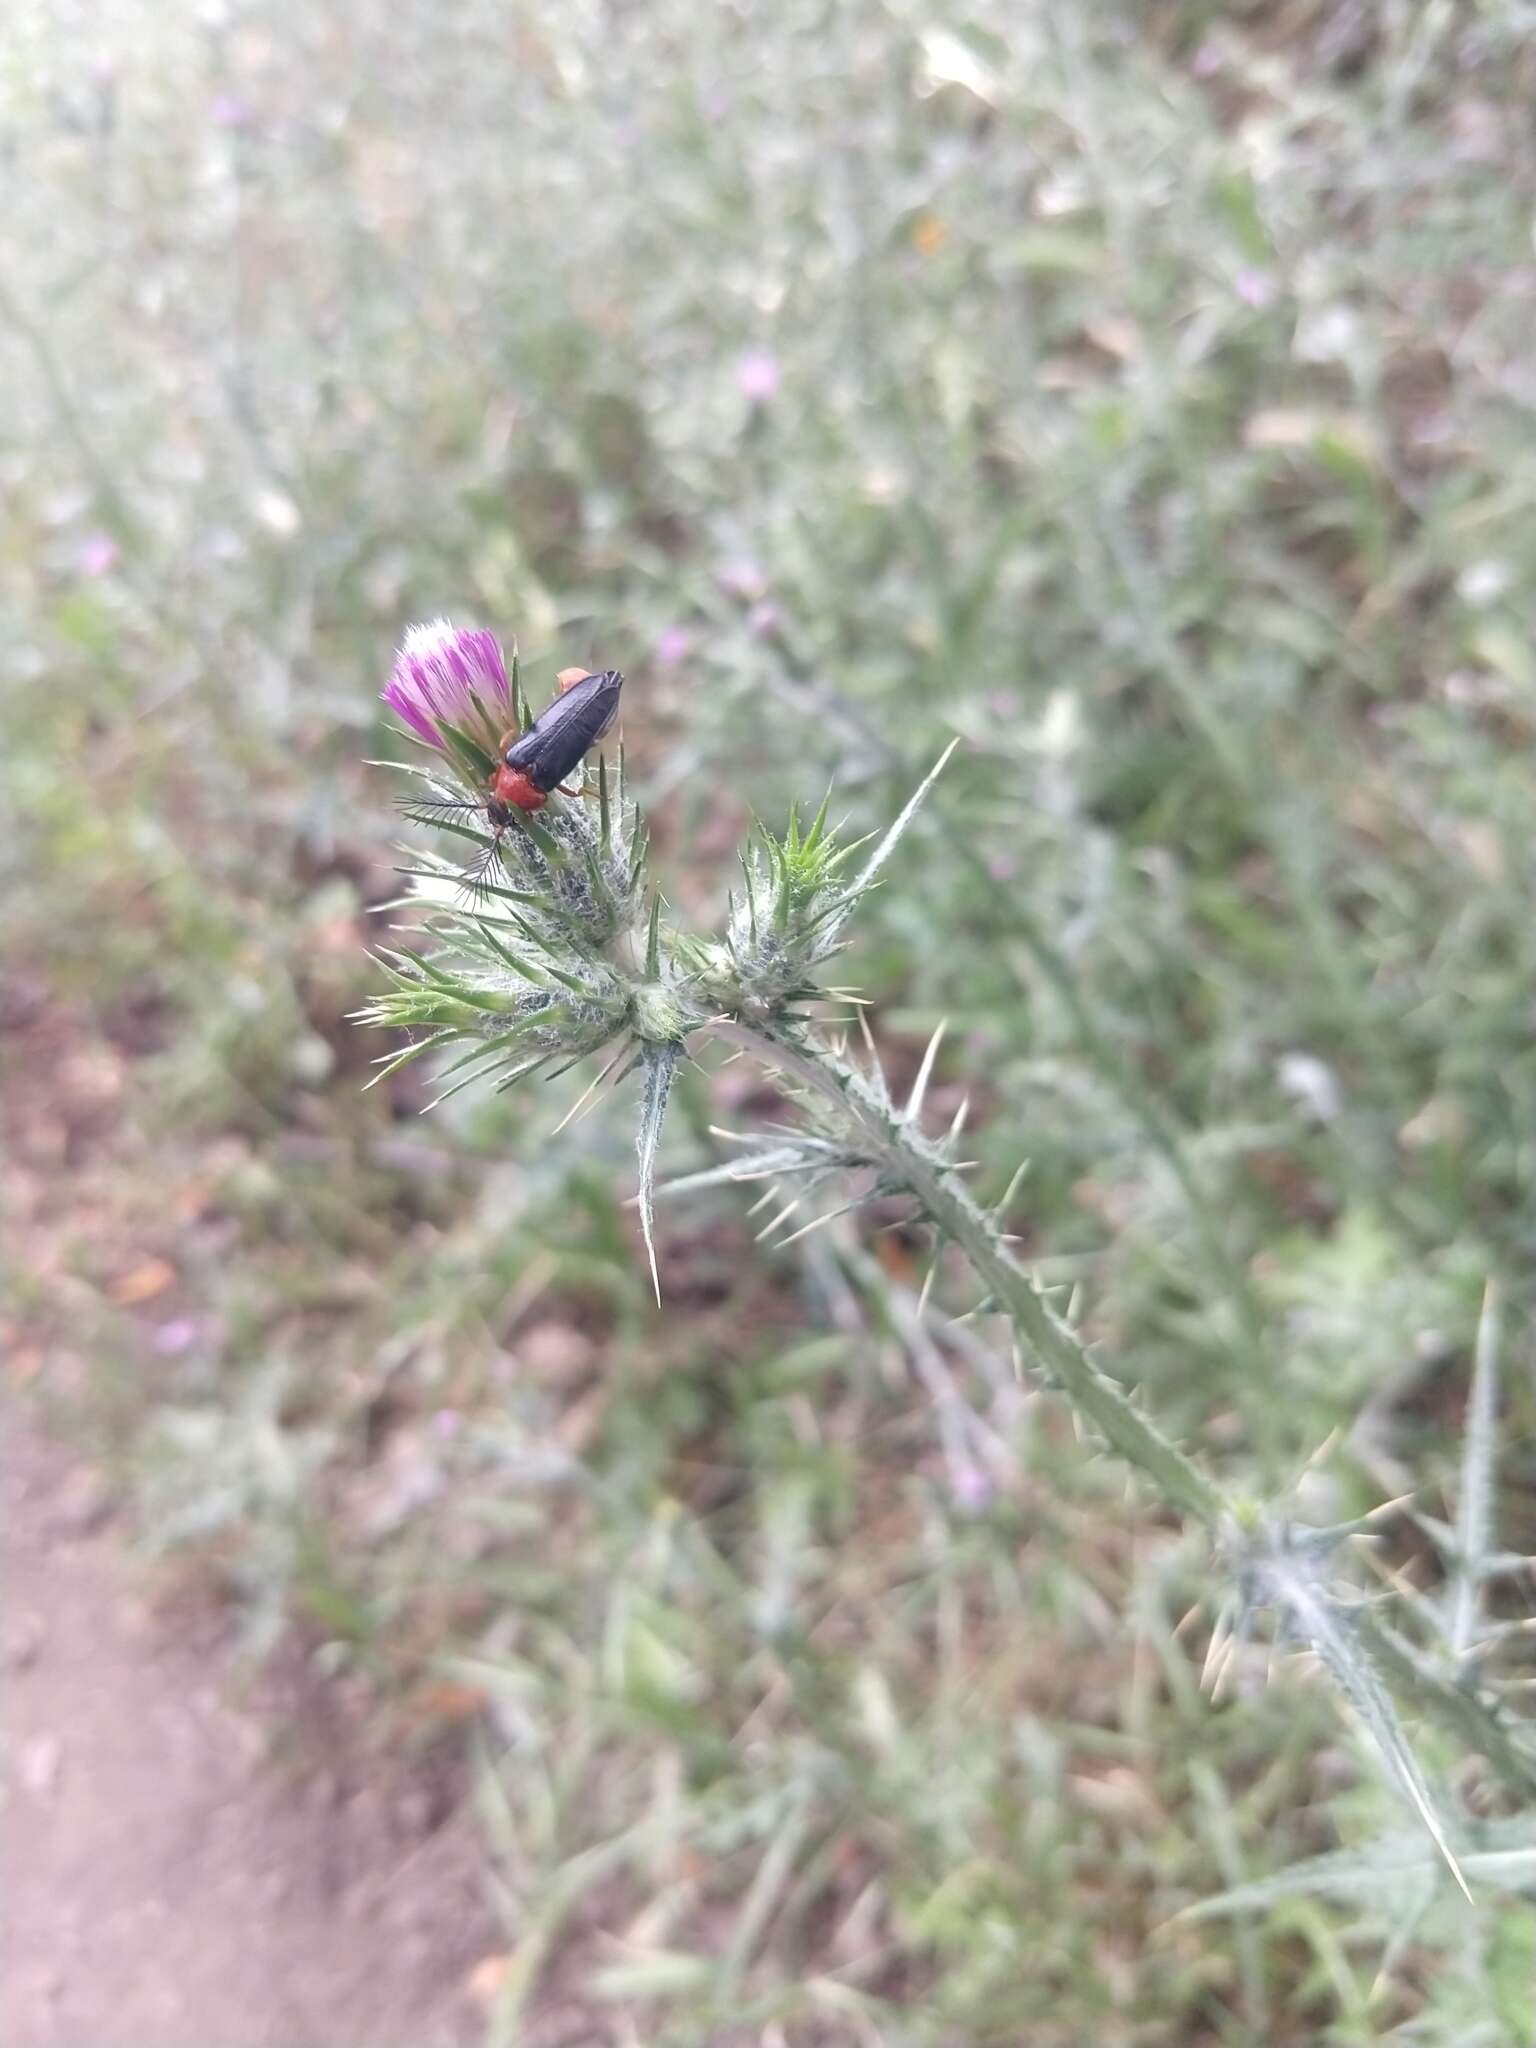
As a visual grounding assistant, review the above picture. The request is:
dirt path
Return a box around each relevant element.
[1,1415,495,2048]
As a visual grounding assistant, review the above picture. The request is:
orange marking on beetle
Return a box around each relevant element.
[490,762,548,812]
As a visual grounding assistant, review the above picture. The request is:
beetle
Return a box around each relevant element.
[489,667,624,817]
[407,666,625,899]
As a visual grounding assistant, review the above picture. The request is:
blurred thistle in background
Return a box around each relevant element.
[5,2,1536,2043]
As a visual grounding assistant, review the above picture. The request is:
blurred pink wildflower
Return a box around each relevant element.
[717,557,767,601]
[1234,268,1275,309]
[78,532,118,576]
[735,350,780,402]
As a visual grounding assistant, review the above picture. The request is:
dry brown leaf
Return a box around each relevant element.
[109,1258,177,1306]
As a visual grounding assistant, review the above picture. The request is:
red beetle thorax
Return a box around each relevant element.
[491,763,547,812]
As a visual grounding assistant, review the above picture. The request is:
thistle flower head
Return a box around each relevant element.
[382,619,511,756]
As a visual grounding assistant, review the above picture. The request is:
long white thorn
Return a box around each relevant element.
[994,1156,1031,1219]
[550,1047,626,1136]
[906,1018,948,1123]
[757,1196,806,1242]
[1200,1607,1233,1694]
[915,1255,939,1321]
[774,1200,861,1249]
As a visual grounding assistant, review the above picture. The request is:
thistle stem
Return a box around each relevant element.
[714,1017,1536,1800]
[716,1019,1233,1530]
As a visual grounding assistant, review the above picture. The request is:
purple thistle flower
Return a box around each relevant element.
[382,618,511,751]
[655,624,693,666]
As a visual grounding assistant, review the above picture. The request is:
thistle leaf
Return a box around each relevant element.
[511,640,530,730]
[434,717,498,781]
[654,1142,846,1199]
[847,737,959,899]
[1268,1560,1470,1899]
[1451,1276,1502,1658]
[402,813,495,853]
[1179,1814,1536,1918]
[635,1043,680,1304]
[507,807,565,865]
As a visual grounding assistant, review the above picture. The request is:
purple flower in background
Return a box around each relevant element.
[210,93,253,129]
[1234,267,1275,309]
[717,556,767,601]
[655,624,693,665]
[949,1461,994,1515]
[382,619,510,751]
[1191,39,1223,78]
[735,350,780,403]
[78,532,118,576]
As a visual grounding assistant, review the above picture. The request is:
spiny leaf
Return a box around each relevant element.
[511,641,530,730]
[1451,1276,1503,1659]
[635,1043,679,1304]
[395,866,545,911]
[507,807,565,865]
[471,920,545,983]
[402,812,495,853]
[849,737,959,898]
[359,1029,454,1089]
[1179,1815,1536,1918]
[540,960,603,998]
[628,823,650,891]
[823,830,878,874]
[740,850,759,941]
[655,1144,844,1199]
[365,755,457,782]
[1270,1561,1470,1899]
[434,717,498,781]
[581,845,613,914]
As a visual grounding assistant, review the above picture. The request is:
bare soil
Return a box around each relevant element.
[1,1414,497,2048]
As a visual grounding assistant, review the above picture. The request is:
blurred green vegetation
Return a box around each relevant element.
[4,1,1535,2040]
